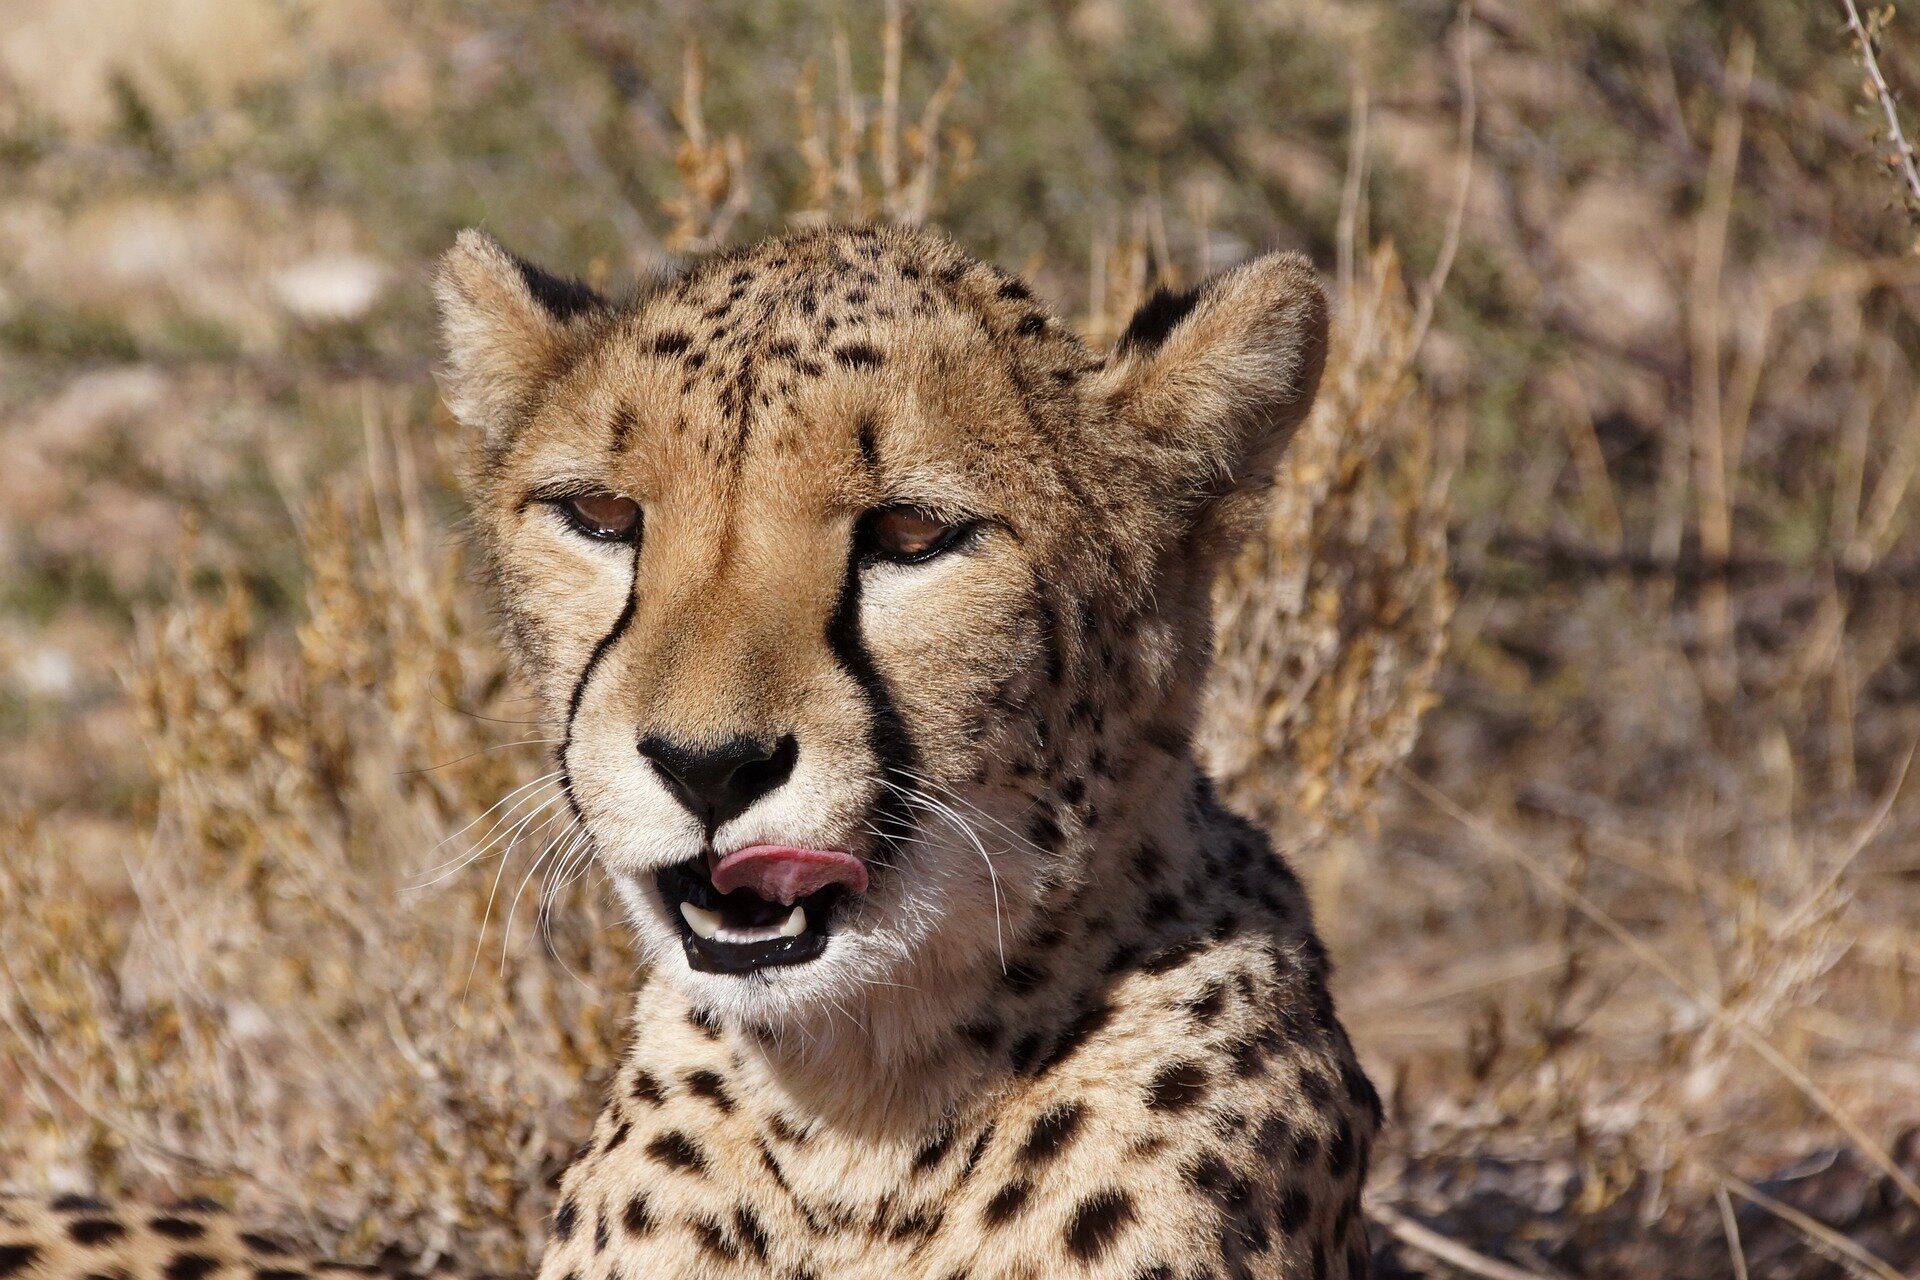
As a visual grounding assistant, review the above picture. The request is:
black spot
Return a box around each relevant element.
[1007,1030,1045,1074]
[51,1195,110,1213]
[889,1207,941,1242]
[553,1198,578,1241]
[630,1070,665,1105]
[981,1180,1031,1226]
[1185,981,1227,1024]
[254,1271,306,1280]
[649,332,692,357]
[765,1112,806,1144]
[1039,999,1114,1071]
[1147,1060,1209,1111]
[621,1195,655,1236]
[1131,842,1162,878]
[1064,1189,1136,1262]
[512,257,606,322]
[688,1007,723,1039]
[691,1217,736,1262]
[1290,1127,1324,1166]
[149,1219,207,1240]
[733,1206,771,1262]
[0,1247,34,1279]
[608,407,637,451]
[1134,1268,1174,1280]
[239,1235,292,1257]
[70,1219,126,1246]
[647,1131,708,1175]
[1014,313,1046,337]
[1325,1118,1357,1179]
[603,1120,631,1153]
[685,1069,735,1113]
[1025,810,1063,852]
[856,415,880,473]
[961,1124,995,1177]
[1018,1102,1086,1166]
[1141,939,1203,974]
[1145,891,1184,922]
[165,1255,223,1280]
[1274,1185,1311,1235]
[997,278,1032,302]
[912,1125,956,1174]
[833,343,884,370]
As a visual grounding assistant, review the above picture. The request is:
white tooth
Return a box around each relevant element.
[777,905,807,937]
[680,902,723,940]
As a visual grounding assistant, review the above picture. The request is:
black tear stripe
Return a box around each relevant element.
[559,554,644,825]
[827,546,921,872]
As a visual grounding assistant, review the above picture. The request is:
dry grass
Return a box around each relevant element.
[3,2,1919,1276]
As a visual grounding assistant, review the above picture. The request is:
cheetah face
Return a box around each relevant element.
[436,226,1326,1034]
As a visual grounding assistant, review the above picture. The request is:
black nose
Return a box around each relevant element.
[638,733,798,831]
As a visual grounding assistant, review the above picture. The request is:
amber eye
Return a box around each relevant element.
[558,492,642,542]
[862,506,971,564]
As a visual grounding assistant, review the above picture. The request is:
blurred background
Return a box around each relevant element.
[2,1,1918,1276]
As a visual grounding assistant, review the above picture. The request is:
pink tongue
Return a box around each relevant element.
[709,845,869,905]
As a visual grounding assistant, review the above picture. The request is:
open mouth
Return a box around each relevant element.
[657,845,869,975]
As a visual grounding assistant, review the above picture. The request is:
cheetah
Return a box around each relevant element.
[3,224,1380,1279]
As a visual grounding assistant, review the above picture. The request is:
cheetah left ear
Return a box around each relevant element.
[1093,252,1329,565]
[434,229,612,448]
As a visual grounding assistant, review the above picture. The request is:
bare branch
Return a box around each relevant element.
[1842,0,1920,215]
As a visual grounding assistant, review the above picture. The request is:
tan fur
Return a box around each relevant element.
[1,225,1375,1280]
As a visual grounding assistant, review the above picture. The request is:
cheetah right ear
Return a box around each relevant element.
[1092,252,1329,569]
[434,229,611,444]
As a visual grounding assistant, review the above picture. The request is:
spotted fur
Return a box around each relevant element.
[3,224,1377,1280]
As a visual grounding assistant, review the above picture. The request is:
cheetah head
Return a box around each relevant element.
[436,225,1325,1037]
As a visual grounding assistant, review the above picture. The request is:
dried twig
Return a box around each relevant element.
[1399,767,1920,1211]
[1687,34,1753,703]
[1715,1184,1751,1280]
[1410,1,1477,352]
[1841,0,1920,214]
[1369,1204,1555,1280]
[1708,1166,1909,1280]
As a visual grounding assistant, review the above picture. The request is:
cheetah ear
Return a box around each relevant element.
[1094,252,1329,565]
[434,229,611,444]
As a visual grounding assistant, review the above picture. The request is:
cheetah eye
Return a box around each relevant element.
[860,506,974,565]
[557,492,642,543]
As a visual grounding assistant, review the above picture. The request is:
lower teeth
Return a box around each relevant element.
[680,901,808,944]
